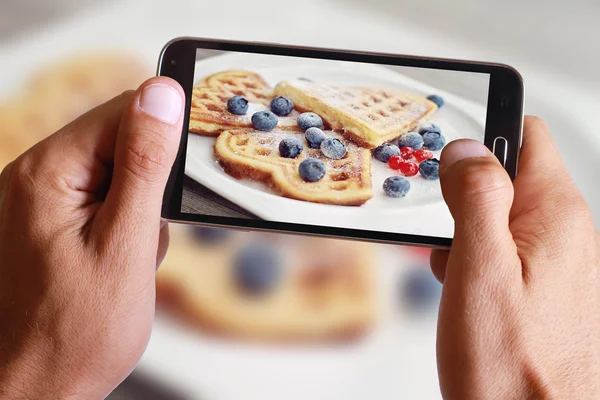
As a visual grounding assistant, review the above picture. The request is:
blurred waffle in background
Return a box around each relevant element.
[0,53,149,167]
[157,225,379,342]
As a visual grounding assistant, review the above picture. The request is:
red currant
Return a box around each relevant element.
[409,247,432,258]
[389,156,418,176]
[414,148,433,163]
[388,155,403,170]
[399,146,414,159]
[398,160,419,177]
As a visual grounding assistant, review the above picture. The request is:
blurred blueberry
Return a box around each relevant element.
[402,268,442,310]
[233,243,282,295]
[192,226,230,243]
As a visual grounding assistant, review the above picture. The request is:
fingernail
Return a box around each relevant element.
[139,83,183,125]
[441,139,489,170]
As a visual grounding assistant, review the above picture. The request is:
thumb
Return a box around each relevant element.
[438,139,517,281]
[434,141,524,400]
[100,77,184,242]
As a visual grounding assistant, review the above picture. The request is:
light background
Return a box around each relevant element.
[0,1,599,399]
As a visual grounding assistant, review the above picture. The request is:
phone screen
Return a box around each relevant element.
[176,47,493,243]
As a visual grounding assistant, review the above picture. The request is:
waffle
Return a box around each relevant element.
[0,53,149,168]
[156,226,378,341]
[189,70,299,135]
[214,129,373,206]
[274,80,438,148]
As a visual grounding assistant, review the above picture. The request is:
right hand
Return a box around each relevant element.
[431,116,600,399]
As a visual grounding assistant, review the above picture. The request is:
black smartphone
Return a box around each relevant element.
[158,37,524,248]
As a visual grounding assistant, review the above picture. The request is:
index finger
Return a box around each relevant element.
[23,91,134,196]
[509,116,593,282]
[510,116,584,219]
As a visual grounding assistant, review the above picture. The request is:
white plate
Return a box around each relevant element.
[185,53,488,238]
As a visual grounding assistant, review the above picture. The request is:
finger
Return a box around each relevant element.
[439,139,519,282]
[97,77,184,248]
[0,161,15,208]
[156,220,170,269]
[12,92,133,208]
[430,249,449,283]
[46,91,134,166]
[511,116,582,218]
[509,116,593,280]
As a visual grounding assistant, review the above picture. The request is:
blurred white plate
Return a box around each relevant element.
[140,231,441,400]
[185,53,488,238]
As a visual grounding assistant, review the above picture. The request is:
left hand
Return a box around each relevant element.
[0,77,184,398]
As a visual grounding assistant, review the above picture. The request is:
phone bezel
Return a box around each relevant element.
[158,37,524,249]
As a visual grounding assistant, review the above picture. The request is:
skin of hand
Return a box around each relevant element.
[0,77,184,398]
[431,117,600,399]
[0,76,597,400]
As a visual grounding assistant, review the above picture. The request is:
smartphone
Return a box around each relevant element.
[158,37,524,248]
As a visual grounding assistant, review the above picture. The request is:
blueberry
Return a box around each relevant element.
[279,137,304,158]
[192,226,230,243]
[427,94,445,108]
[299,158,326,182]
[297,112,323,131]
[383,176,411,198]
[270,96,294,116]
[418,123,442,135]
[402,268,442,310]
[304,127,326,149]
[422,131,446,151]
[419,158,440,180]
[373,143,400,162]
[320,138,347,159]
[226,96,249,115]
[233,243,282,295]
[251,111,278,131]
[397,132,424,150]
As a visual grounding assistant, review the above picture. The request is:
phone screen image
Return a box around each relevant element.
[179,48,491,241]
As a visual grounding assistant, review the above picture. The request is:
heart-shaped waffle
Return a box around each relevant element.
[214,129,373,206]
[274,80,438,148]
[189,70,299,136]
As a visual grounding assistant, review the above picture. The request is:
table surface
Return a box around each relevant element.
[182,175,258,218]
